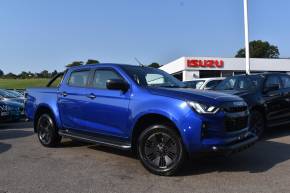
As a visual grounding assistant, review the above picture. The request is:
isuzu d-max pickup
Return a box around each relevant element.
[25,64,257,175]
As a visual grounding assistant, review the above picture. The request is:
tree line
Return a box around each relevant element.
[0,40,282,79]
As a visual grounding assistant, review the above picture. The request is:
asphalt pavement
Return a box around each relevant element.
[1,121,290,193]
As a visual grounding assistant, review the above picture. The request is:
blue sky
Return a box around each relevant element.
[0,0,289,74]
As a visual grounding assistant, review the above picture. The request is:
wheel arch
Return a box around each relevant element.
[130,113,187,154]
[33,104,60,133]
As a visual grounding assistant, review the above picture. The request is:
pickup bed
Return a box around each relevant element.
[25,63,257,175]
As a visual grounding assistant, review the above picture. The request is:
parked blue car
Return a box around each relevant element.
[0,100,24,121]
[25,64,257,175]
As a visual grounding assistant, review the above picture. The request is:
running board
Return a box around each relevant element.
[59,130,131,150]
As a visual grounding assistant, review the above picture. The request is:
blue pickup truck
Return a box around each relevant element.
[25,64,257,175]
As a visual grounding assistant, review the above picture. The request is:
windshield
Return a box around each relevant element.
[184,80,205,89]
[0,89,17,98]
[120,65,186,88]
[215,75,263,91]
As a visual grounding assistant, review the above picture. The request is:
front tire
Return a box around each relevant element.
[36,113,61,147]
[137,124,185,176]
[249,110,265,138]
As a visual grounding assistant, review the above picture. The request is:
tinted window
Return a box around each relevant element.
[185,80,205,89]
[215,77,238,90]
[281,75,290,88]
[120,65,185,88]
[68,70,90,87]
[92,69,122,89]
[237,77,252,90]
[248,75,264,88]
[205,80,222,89]
[265,75,281,89]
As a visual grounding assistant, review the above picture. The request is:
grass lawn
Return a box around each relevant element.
[0,78,50,89]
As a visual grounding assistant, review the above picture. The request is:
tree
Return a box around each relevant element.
[51,70,58,77]
[86,59,100,65]
[0,69,4,77]
[19,71,29,79]
[66,61,84,67]
[235,40,280,58]
[148,62,161,68]
[5,73,17,79]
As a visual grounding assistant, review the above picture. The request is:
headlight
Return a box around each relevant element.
[187,101,220,114]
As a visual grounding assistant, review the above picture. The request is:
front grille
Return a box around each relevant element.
[225,116,248,132]
[224,106,247,113]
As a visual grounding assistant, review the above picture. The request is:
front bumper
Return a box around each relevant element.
[201,132,258,155]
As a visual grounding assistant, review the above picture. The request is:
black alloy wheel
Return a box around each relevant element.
[250,110,265,138]
[37,113,61,147]
[138,124,185,176]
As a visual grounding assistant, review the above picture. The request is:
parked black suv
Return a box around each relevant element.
[215,73,290,137]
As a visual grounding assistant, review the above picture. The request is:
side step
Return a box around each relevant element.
[59,130,131,150]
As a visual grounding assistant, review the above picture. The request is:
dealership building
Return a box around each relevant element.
[160,57,290,81]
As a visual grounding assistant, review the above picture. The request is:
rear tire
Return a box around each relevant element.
[137,124,185,176]
[36,113,61,147]
[249,110,265,138]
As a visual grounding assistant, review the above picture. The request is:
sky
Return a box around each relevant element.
[0,0,289,74]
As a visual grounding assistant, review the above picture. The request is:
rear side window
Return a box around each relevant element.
[92,69,123,89]
[68,70,90,87]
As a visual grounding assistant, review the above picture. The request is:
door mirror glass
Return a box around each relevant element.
[106,79,129,92]
[264,84,280,93]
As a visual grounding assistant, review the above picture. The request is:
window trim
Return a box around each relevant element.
[67,69,92,88]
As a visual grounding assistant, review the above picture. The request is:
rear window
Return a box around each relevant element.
[68,70,90,87]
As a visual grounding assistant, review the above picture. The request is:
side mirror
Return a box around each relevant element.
[264,84,280,93]
[106,79,129,92]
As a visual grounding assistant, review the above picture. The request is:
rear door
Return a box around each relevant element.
[79,67,131,138]
[58,68,93,130]
[262,75,285,126]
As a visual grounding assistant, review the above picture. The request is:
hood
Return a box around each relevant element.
[147,87,244,106]
[2,97,25,104]
[215,89,251,97]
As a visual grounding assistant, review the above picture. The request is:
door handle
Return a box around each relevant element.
[87,93,96,99]
[61,92,68,97]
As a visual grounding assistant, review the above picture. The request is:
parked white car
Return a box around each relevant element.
[184,77,225,90]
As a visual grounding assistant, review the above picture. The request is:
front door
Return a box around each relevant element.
[262,75,285,126]
[79,68,131,138]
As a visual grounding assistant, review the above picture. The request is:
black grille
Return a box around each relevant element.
[225,116,248,132]
[224,106,247,113]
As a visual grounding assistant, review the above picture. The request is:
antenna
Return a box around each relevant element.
[134,57,144,67]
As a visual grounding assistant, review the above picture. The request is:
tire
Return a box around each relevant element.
[137,124,185,176]
[36,113,61,147]
[249,110,265,138]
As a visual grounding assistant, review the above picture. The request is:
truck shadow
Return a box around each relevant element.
[0,129,33,140]
[178,126,290,176]
[0,142,11,154]
[85,126,290,176]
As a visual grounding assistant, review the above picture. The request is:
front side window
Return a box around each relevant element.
[68,70,90,87]
[281,75,290,88]
[120,65,185,88]
[265,75,281,89]
[92,69,123,89]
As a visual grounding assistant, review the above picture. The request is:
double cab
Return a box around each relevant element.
[25,64,257,175]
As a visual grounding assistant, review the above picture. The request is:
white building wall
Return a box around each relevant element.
[161,57,290,81]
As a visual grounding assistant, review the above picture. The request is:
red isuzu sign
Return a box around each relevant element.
[187,59,224,68]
